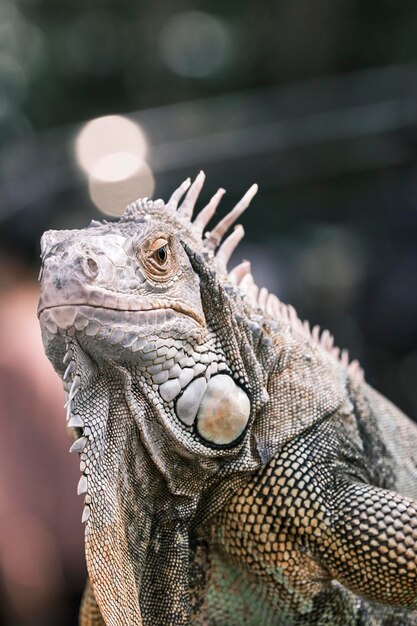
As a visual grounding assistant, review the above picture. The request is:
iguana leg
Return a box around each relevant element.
[79,579,106,626]
[216,413,417,623]
[319,480,417,608]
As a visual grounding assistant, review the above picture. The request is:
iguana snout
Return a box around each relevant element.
[38,229,150,314]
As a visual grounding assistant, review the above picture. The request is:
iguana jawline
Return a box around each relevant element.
[39,301,205,328]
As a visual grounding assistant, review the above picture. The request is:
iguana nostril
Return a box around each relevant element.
[82,256,99,278]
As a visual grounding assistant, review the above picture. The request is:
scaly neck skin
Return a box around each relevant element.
[67,328,264,626]
[72,361,197,625]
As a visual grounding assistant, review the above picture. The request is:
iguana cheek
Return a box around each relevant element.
[194,374,251,445]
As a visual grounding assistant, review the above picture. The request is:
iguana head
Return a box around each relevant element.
[38,194,206,366]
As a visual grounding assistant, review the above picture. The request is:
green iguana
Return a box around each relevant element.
[37,172,417,625]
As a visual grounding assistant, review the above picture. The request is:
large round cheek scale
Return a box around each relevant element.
[195,374,251,445]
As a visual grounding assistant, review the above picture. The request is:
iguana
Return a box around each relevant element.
[37,172,417,625]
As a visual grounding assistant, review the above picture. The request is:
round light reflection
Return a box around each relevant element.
[75,115,147,174]
[159,11,232,78]
[88,155,154,217]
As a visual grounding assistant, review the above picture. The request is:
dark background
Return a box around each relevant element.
[0,1,416,624]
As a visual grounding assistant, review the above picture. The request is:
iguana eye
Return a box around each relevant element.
[141,235,177,280]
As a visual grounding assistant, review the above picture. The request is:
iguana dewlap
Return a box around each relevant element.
[38,173,417,625]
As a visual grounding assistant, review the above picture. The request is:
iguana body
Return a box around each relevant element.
[37,173,417,625]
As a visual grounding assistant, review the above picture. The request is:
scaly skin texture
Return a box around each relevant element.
[37,173,417,625]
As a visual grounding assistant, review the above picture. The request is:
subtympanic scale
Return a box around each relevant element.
[176,374,251,445]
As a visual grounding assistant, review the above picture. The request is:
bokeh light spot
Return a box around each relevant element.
[159,11,232,78]
[88,158,154,217]
[74,115,147,174]
[91,152,142,183]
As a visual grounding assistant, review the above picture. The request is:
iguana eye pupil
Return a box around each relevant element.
[156,246,167,264]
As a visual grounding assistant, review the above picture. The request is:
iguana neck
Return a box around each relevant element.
[68,353,260,625]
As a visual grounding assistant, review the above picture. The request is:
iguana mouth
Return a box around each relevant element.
[38,301,205,328]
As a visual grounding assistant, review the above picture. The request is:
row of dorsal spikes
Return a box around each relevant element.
[123,170,256,272]
[128,172,364,381]
[227,259,364,382]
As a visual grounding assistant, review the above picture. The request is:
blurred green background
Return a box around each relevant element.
[0,1,417,624]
